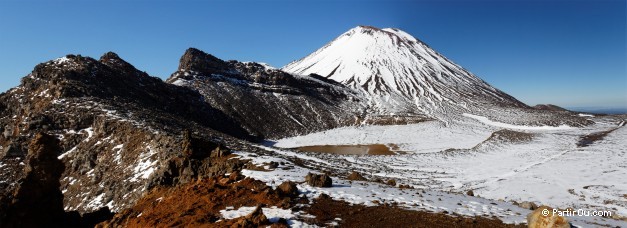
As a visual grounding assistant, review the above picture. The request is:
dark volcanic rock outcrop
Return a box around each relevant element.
[0,52,261,214]
[0,133,113,227]
[305,173,333,187]
[167,48,365,139]
[178,48,231,75]
[0,133,66,227]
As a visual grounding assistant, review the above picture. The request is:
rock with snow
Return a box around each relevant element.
[233,205,270,227]
[167,48,364,139]
[0,51,255,214]
[305,173,332,187]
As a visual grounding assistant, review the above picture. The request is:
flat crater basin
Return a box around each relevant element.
[295,144,398,155]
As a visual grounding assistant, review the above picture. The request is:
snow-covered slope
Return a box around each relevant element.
[272,115,627,225]
[283,26,526,118]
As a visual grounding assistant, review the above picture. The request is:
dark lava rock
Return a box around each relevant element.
[181,129,231,159]
[305,173,332,188]
[0,133,114,227]
[178,48,230,76]
[1,143,22,158]
[0,133,67,227]
[166,48,363,139]
[267,161,279,169]
[276,181,299,197]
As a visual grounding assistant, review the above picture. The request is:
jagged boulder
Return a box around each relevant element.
[178,48,230,75]
[1,143,22,158]
[231,206,270,228]
[182,129,231,159]
[0,133,67,227]
[305,173,332,188]
[276,181,299,197]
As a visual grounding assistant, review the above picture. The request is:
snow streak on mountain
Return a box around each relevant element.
[283,26,526,118]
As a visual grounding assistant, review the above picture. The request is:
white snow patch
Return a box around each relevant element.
[112,144,124,164]
[274,120,490,153]
[57,145,78,159]
[220,206,317,226]
[463,113,572,130]
[85,193,105,211]
[130,145,158,182]
[54,57,70,64]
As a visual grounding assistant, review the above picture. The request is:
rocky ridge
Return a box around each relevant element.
[0,52,262,216]
[167,48,366,139]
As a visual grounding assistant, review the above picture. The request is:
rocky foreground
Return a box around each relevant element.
[1,132,529,227]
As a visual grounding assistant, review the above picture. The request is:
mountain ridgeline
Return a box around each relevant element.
[166,48,365,139]
[0,26,590,220]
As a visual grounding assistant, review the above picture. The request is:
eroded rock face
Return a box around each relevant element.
[0,133,66,227]
[178,48,230,75]
[148,130,245,188]
[0,52,259,214]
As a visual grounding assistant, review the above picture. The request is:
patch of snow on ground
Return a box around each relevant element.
[57,127,97,159]
[274,120,491,153]
[58,145,78,159]
[220,206,318,227]
[84,193,105,211]
[84,127,94,139]
[130,145,158,182]
[112,144,124,164]
[54,57,70,64]
[463,113,573,130]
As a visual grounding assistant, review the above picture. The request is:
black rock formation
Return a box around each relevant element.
[167,48,364,139]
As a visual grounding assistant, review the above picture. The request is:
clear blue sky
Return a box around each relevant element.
[0,0,625,109]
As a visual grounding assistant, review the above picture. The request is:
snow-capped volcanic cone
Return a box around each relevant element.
[283,26,526,118]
